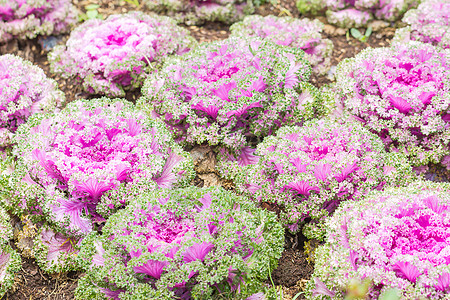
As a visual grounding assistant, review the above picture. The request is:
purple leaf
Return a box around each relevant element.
[155,151,184,189]
[393,261,421,283]
[183,242,214,263]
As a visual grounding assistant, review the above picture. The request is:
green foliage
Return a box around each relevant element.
[349,27,372,42]
[79,4,103,22]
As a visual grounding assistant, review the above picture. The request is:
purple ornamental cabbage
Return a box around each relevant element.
[48,12,195,97]
[393,0,450,49]
[0,207,21,297]
[219,119,415,240]
[0,0,77,43]
[143,0,255,25]
[139,36,322,161]
[296,0,419,28]
[0,54,64,150]
[2,98,194,273]
[334,41,450,168]
[311,181,450,299]
[75,187,284,299]
[230,15,333,75]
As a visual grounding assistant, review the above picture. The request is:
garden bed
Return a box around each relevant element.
[0,0,432,299]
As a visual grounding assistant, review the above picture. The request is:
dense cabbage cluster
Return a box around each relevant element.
[296,0,418,28]
[334,41,450,168]
[393,0,450,49]
[1,98,194,271]
[0,0,77,43]
[0,54,64,150]
[139,36,322,160]
[230,15,333,75]
[0,207,21,298]
[143,0,255,25]
[220,119,414,240]
[49,12,195,97]
[75,187,284,300]
[311,181,450,299]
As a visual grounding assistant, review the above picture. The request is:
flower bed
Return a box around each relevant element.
[0,207,21,298]
[310,181,450,299]
[48,12,195,97]
[334,41,450,168]
[139,36,322,161]
[230,15,333,75]
[0,0,77,43]
[393,0,450,49]
[143,0,255,25]
[220,119,414,240]
[75,187,284,299]
[3,98,194,240]
[296,0,419,28]
[0,54,64,150]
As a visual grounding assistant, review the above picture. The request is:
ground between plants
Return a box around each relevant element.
[0,0,415,299]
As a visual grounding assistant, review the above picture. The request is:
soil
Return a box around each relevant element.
[0,0,402,299]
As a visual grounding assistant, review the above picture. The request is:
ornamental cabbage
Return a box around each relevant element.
[219,119,414,240]
[334,41,450,168]
[139,36,322,161]
[48,12,195,97]
[296,0,418,28]
[3,98,195,240]
[0,54,64,150]
[310,181,450,299]
[0,207,21,298]
[75,187,284,300]
[230,15,333,75]
[0,0,77,43]
[143,0,255,25]
[393,0,450,49]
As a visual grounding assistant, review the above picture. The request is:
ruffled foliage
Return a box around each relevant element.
[143,0,255,25]
[139,36,323,161]
[393,0,450,49]
[0,54,64,150]
[230,15,333,75]
[219,119,415,240]
[310,181,450,299]
[75,187,284,300]
[334,41,450,168]
[0,207,21,298]
[296,0,419,28]
[49,12,195,97]
[1,98,194,272]
[0,0,77,43]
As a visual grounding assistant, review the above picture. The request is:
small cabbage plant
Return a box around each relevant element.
[334,41,450,168]
[139,36,322,161]
[49,12,195,97]
[296,0,418,28]
[393,0,450,49]
[75,187,284,300]
[0,207,21,298]
[2,98,194,271]
[0,54,64,150]
[310,181,450,299]
[143,0,255,25]
[0,0,77,43]
[230,15,333,75]
[220,119,414,240]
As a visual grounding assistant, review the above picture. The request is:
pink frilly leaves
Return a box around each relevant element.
[140,36,320,161]
[334,41,450,167]
[75,187,284,299]
[7,98,194,241]
[311,181,450,298]
[48,12,195,97]
[0,54,64,149]
[220,118,414,240]
[230,15,333,75]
